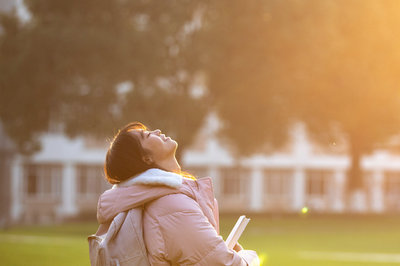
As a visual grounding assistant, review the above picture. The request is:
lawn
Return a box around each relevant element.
[1,214,399,266]
[221,214,400,266]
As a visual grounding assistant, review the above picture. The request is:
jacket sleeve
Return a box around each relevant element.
[148,194,259,266]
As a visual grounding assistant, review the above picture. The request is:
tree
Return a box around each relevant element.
[293,0,400,194]
[196,1,295,155]
[0,0,207,155]
[199,0,400,199]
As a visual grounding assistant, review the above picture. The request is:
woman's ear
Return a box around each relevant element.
[142,154,154,165]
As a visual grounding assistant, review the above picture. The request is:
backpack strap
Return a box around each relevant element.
[88,211,128,266]
[103,211,128,245]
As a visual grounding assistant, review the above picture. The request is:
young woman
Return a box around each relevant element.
[96,122,259,265]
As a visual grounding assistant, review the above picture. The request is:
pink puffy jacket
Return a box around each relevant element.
[97,169,259,265]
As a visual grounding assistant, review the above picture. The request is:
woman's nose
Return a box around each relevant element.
[153,129,161,135]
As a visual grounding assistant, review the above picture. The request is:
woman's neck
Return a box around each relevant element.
[156,156,181,173]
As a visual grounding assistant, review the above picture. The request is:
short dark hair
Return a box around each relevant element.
[104,122,153,184]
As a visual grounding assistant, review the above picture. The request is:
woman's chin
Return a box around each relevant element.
[173,141,178,150]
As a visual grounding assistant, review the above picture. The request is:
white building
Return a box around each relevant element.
[6,114,400,224]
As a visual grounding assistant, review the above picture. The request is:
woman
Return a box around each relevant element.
[96,122,259,265]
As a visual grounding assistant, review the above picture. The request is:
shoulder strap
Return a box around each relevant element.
[88,211,128,266]
[103,211,128,245]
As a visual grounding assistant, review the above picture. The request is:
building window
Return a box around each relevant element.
[24,164,62,198]
[306,170,332,196]
[77,165,108,198]
[362,171,374,196]
[264,169,293,197]
[220,167,249,197]
[384,171,400,196]
[27,171,37,195]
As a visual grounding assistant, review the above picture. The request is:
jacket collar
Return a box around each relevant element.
[114,168,183,189]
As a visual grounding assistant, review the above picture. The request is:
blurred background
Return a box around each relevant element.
[1,0,400,265]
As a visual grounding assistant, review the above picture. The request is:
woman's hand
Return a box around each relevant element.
[233,242,243,252]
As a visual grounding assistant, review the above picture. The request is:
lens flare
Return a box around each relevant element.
[258,253,267,266]
[302,206,309,214]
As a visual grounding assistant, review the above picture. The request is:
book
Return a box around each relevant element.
[225,215,250,249]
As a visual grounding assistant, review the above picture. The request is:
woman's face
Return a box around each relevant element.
[130,129,178,164]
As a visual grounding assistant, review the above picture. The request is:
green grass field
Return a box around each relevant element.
[1,214,399,266]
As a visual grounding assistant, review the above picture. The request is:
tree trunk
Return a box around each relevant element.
[347,140,367,211]
[348,147,363,191]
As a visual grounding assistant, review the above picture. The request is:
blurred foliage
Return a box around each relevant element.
[197,0,400,190]
[0,0,207,154]
[197,1,294,155]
